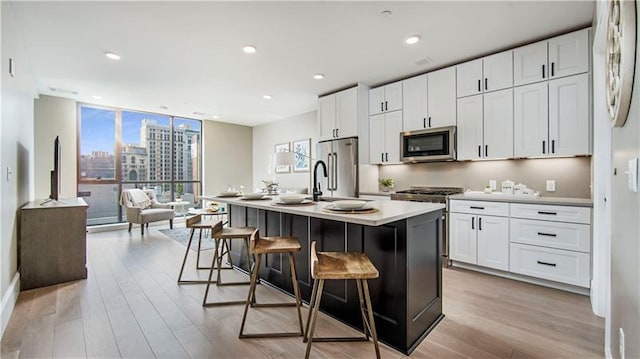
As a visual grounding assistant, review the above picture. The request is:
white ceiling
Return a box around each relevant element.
[11,1,594,127]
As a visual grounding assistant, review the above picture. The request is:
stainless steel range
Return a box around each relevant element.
[391,186,464,264]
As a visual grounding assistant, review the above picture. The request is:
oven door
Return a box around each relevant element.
[401,126,456,163]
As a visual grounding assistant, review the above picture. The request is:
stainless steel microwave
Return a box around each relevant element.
[401,126,456,163]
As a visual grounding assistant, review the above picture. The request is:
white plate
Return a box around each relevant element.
[219,191,239,197]
[275,199,313,205]
[242,193,265,200]
[325,204,371,212]
[278,194,308,204]
[332,200,367,210]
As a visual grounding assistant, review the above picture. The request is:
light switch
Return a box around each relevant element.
[546,180,556,192]
[489,180,497,190]
[627,158,638,192]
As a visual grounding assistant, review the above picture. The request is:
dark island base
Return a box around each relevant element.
[226,204,443,355]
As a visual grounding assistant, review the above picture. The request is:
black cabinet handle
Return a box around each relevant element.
[537,232,557,237]
[485,145,488,157]
[385,101,388,111]
[477,79,481,92]
[381,102,384,112]
[478,145,481,157]
[479,217,482,230]
[428,117,431,127]
[470,206,485,210]
[542,140,546,154]
[471,217,475,230]
[551,62,555,76]
[385,152,389,162]
[537,260,557,267]
[542,64,546,79]
[423,118,426,128]
[485,78,488,91]
[551,140,555,153]
[537,211,557,215]
[336,128,339,137]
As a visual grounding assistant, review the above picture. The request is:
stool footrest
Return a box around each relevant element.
[177,280,213,285]
[216,280,250,286]
[239,332,303,339]
[304,337,369,343]
[203,300,247,307]
[196,266,214,270]
[251,302,297,308]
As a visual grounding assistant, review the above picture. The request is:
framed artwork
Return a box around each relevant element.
[293,138,311,173]
[275,142,290,173]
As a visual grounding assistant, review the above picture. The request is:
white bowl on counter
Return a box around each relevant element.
[278,194,307,204]
[242,192,265,200]
[332,200,367,210]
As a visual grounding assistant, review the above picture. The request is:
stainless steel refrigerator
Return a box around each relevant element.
[316,137,358,198]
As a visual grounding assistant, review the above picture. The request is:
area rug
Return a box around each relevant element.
[159,227,215,251]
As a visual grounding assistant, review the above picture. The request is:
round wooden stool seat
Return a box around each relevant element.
[312,251,379,280]
[252,236,301,254]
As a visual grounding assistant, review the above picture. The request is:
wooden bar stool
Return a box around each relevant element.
[202,223,256,306]
[177,215,222,284]
[303,241,381,359]
[238,230,304,339]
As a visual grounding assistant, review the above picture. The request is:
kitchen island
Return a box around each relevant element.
[202,195,445,354]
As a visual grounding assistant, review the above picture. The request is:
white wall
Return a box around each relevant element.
[203,120,253,195]
[1,0,37,336]
[252,111,316,192]
[34,95,77,199]
[607,2,640,358]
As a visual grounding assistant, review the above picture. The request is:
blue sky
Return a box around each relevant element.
[81,107,201,154]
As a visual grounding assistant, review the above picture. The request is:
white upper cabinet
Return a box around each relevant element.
[457,59,483,98]
[514,82,549,157]
[514,41,548,86]
[483,51,513,92]
[483,89,514,159]
[456,95,483,160]
[336,87,358,139]
[318,95,336,141]
[369,81,402,115]
[514,28,589,86]
[402,74,428,131]
[548,29,589,79]
[369,111,403,164]
[548,73,590,156]
[427,67,457,128]
[402,67,457,132]
[457,51,513,98]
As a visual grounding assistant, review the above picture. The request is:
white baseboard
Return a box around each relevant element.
[1,272,20,338]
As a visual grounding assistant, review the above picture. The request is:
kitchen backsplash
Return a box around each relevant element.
[378,157,591,198]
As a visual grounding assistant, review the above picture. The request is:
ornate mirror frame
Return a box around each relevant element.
[606,0,637,127]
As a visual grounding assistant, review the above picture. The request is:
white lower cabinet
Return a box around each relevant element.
[450,199,592,290]
[449,212,509,271]
[509,243,590,287]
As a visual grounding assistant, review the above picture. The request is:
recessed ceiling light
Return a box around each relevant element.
[159,105,168,110]
[313,73,325,80]
[212,115,220,119]
[405,35,421,45]
[263,95,272,100]
[243,45,257,54]
[380,10,392,17]
[92,95,102,100]
[105,51,121,60]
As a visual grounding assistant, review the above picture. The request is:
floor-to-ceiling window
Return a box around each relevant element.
[78,104,202,225]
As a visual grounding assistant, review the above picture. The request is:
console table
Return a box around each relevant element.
[20,198,88,290]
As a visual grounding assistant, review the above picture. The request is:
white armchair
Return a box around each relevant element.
[120,189,174,235]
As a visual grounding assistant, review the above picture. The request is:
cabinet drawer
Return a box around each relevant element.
[510,218,590,253]
[450,200,509,216]
[510,203,590,224]
[509,243,590,287]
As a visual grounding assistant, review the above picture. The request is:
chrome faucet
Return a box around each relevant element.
[312,160,328,202]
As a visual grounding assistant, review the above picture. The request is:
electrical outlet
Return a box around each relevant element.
[546,180,556,192]
[6,167,13,182]
[489,180,497,190]
[619,328,625,359]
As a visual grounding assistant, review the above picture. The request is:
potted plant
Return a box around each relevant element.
[379,178,395,192]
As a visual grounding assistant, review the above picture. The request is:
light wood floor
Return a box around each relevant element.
[1,226,604,358]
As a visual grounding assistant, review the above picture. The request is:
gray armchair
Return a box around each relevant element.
[120,189,174,235]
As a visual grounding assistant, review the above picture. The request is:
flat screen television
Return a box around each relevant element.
[50,136,61,200]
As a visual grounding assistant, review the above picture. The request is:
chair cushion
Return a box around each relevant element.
[140,208,175,222]
[128,189,152,209]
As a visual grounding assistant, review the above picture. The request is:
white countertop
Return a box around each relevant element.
[449,192,593,207]
[201,195,444,226]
